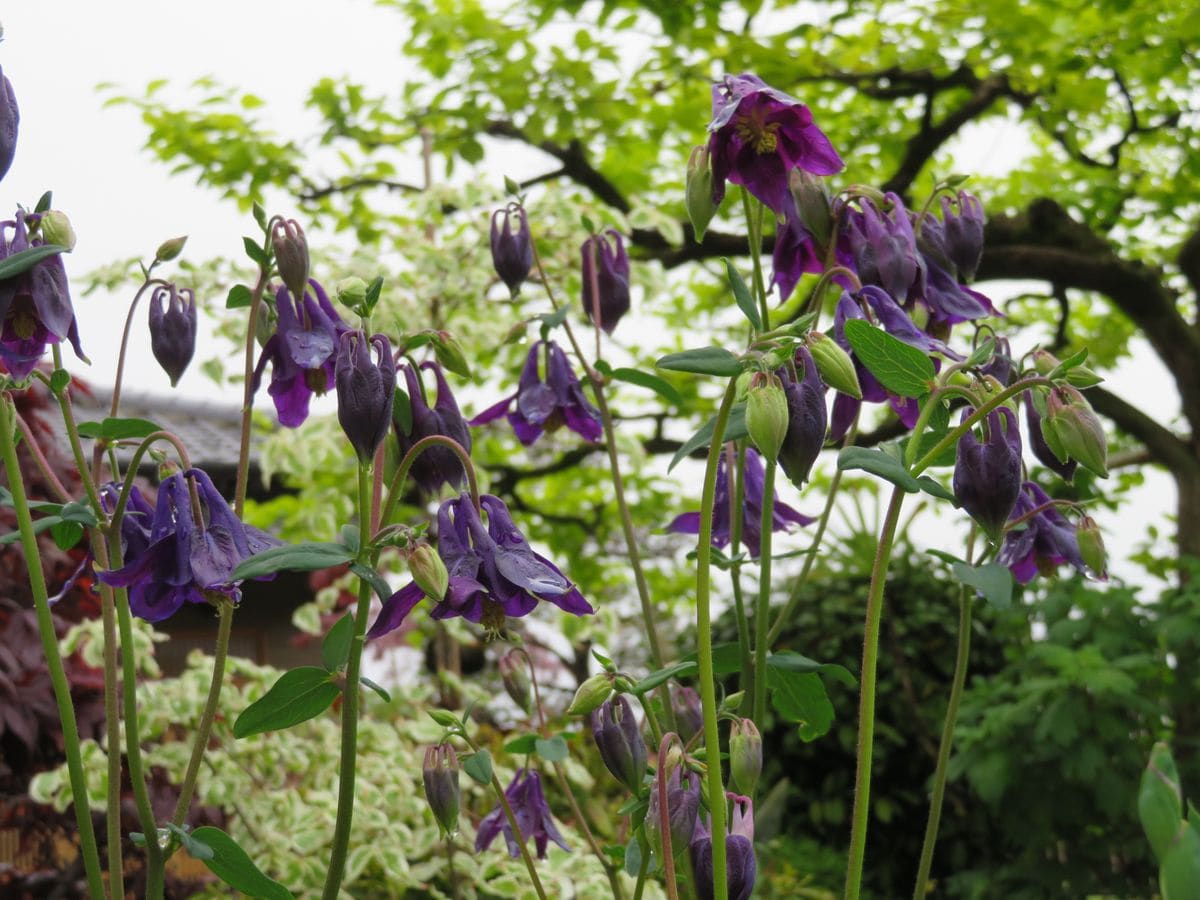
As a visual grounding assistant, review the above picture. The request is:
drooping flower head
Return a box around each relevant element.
[940,190,986,282]
[491,205,534,297]
[334,330,395,463]
[707,74,844,215]
[0,212,85,379]
[580,230,631,334]
[845,194,921,304]
[690,793,757,900]
[590,695,647,792]
[0,65,17,184]
[667,446,814,559]
[470,340,602,446]
[778,346,828,488]
[475,769,570,860]
[97,469,282,622]
[998,481,1086,584]
[368,493,594,638]
[646,764,702,859]
[395,360,472,494]
[952,406,1023,541]
[252,280,349,427]
[148,284,197,387]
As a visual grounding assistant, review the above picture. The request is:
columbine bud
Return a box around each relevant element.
[0,65,18,183]
[672,685,703,744]
[745,372,789,460]
[39,211,76,251]
[778,347,828,487]
[1024,391,1077,482]
[335,276,368,314]
[148,285,198,387]
[1076,516,1107,579]
[409,543,449,600]
[686,145,720,242]
[581,230,631,334]
[729,718,762,797]
[646,763,701,859]
[848,195,919,302]
[567,672,613,716]
[423,743,461,836]
[335,331,396,463]
[271,218,310,299]
[1031,349,1060,376]
[589,695,647,792]
[498,650,533,714]
[433,331,471,379]
[979,335,1015,387]
[940,191,985,282]
[807,332,861,399]
[952,407,1023,541]
[788,169,833,248]
[490,205,534,297]
[154,235,188,263]
[1031,348,1101,387]
[1043,386,1108,478]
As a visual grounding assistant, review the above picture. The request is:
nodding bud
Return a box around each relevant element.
[589,695,647,792]
[1031,348,1060,376]
[1043,385,1108,478]
[1031,348,1102,388]
[1076,516,1107,580]
[647,763,701,859]
[335,276,368,314]
[567,672,613,717]
[148,285,198,387]
[686,145,720,242]
[39,211,76,251]
[490,205,534,297]
[671,685,703,745]
[940,190,985,282]
[423,743,461,836]
[409,543,449,601]
[1024,390,1077,482]
[788,169,833,248]
[581,230,631,334]
[979,335,1015,387]
[498,650,533,714]
[778,346,829,488]
[953,406,1023,541]
[0,65,18,184]
[745,372,789,460]
[271,218,310,300]
[154,235,188,263]
[729,718,762,797]
[807,331,861,399]
[335,331,396,463]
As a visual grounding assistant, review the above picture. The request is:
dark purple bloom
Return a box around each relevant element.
[97,469,282,622]
[845,195,920,303]
[368,493,594,638]
[0,212,85,379]
[581,230,631,334]
[470,341,602,446]
[707,74,844,214]
[336,330,395,462]
[491,205,534,297]
[475,769,570,859]
[647,765,701,857]
[953,407,1023,540]
[590,695,647,792]
[422,743,460,836]
[396,361,472,494]
[0,66,17,183]
[778,346,828,487]
[941,191,986,282]
[914,256,997,325]
[998,481,1086,584]
[690,793,756,900]
[980,335,1016,387]
[771,209,824,302]
[252,280,349,427]
[148,285,197,387]
[1024,390,1077,482]
[667,447,814,559]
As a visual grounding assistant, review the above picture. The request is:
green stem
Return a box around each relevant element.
[380,434,479,525]
[843,485,906,900]
[632,829,650,900]
[234,268,271,517]
[321,464,375,900]
[696,381,740,900]
[0,396,106,899]
[171,598,235,825]
[752,458,778,727]
[726,443,753,706]
[741,191,771,330]
[91,553,124,898]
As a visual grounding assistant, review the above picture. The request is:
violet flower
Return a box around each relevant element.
[770,209,824,302]
[97,469,282,622]
[590,695,647,792]
[334,330,395,463]
[252,280,349,427]
[0,211,85,379]
[953,406,1023,540]
[941,190,986,282]
[646,765,701,858]
[708,74,844,214]
[396,360,472,494]
[667,447,813,559]
[491,205,534,297]
[475,768,570,859]
[581,230,631,334]
[0,65,17,183]
[998,481,1086,584]
[690,793,757,900]
[470,340,602,446]
[368,493,593,638]
[148,284,197,387]
[845,195,920,303]
[778,345,828,487]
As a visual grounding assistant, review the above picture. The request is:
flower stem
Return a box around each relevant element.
[321,463,375,900]
[0,395,106,899]
[380,433,479,525]
[740,190,770,329]
[726,443,753,703]
[843,485,906,900]
[752,457,778,727]
[234,267,271,518]
[657,733,681,900]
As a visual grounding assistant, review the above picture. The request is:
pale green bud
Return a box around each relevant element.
[566,672,613,716]
[409,543,449,601]
[1076,516,1107,580]
[39,210,76,251]
[336,276,368,311]
[685,145,720,242]
[729,718,762,796]
[155,235,187,263]
[745,372,789,460]
[807,331,861,399]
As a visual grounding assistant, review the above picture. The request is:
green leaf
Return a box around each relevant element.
[0,244,69,281]
[233,667,339,738]
[0,514,62,544]
[680,642,742,677]
[503,175,521,196]
[231,542,354,581]
[1140,742,1184,862]
[34,191,53,214]
[349,562,393,605]
[950,561,1013,609]
[393,385,414,436]
[464,750,493,785]
[189,826,293,899]
[668,403,747,471]
[226,284,252,309]
[769,668,835,741]
[964,337,996,369]
[842,319,935,398]
[1160,821,1200,900]
[767,651,856,688]
[724,258,762,331]
[631,661,697,694]
[252,202,268,231]
[243,236,269,267]
[59,500,99,526]
[165,823,213,861]
[538,306,569,333]
[76,417,162,441]
[656,346,743,377]
[916,475,957,504]
[361,676,391,703]
[624,835,644,878]
[837,446,921,492]
[50,519,84,551]
[320,614,354,672]
[504,734,540,755]
[535,735,569,763]
[364,275,384,313]
[596,362,683,407]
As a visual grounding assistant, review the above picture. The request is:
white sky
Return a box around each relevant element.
[0,2,1179,585]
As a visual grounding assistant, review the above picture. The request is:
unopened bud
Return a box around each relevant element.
[1076,516,1107,580]
[745,372,789,460]
[567,672,613,716]
[498,650,533,714]
[422,743,461,835]
[1031,349,1060,377]
[433,331,472,379]
[335,276,368,313]
[271,218,310,299]
[590,695,647,792]
[0,65,17,184]
[788,169,833,247]
[39,210,76,251]
[1044,386,1108,478]
[685,145,720,242]
[155,235,187,263]
[729,718,762,797]
[807,331,861,399]
[409,543,449,601]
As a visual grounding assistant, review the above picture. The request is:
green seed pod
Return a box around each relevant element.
[336,276,368,313]
[729,718,762,796]
[39,210,76,251]
[1045,386,1108,478]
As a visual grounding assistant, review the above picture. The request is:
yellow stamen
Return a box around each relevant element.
[734,110,781,154]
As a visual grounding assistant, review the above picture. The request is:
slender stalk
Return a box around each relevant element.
[726,443,753,703]
[656,733,681,900]
[752,458,778,726]
[0,396,106,899]
[12,411,71,501]
[632,830,650,900]
[444,837,460,900]
[740,190,770,329]
[695,381,740,900]
[380,434,479,526]
[171,598,235,825]
[843,486,906,900]
[234,267,271,517]
[88,543,124,899]
[321,464,375,900]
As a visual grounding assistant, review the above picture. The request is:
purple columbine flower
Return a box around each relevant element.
[148,285,198,387]
[647,765,701,858]
[707,74,844,214]
[952,406,1023,540]
[1024,390,1077,482]
[845,195,921,303]
[690,793,757,900]
[97,469,282,622]
[335,330,395,463]
[252,280,349,427]
[491,205,534,297]
[941,190,986,282]
[590,695,647,792]
[998,481,1087,584]
[396,360,472,494]
[778,346,828,488]
[770,209,824,302]
[667,447,814,559]
[581,230,631,334]
[0,65,17,184]
[470,340,602,446]
[475,769,570,860]
[368,493,594,638]
[0,212,85,380]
